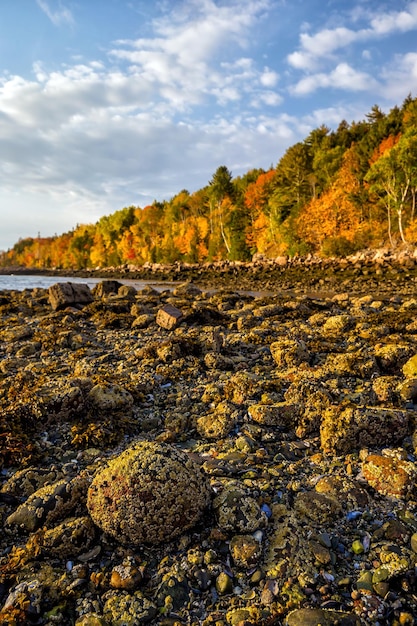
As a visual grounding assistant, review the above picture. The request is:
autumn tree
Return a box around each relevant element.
[296,146,364,254]
[208,165,235,257]
[365,130,417,245]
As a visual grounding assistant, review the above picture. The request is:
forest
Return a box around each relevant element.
[2,95,417,270]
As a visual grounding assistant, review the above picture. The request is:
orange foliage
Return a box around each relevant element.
[296,147,362,250]
[369,133,401,165]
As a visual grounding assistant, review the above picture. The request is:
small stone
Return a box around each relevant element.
[352,539,364,555]
[373,581,390,597]
[270,338,309,368]
[216,571,233,595]
[156,304,183,329]
[110,559,143,590]
[372,567,390,583]
[356,570,373,593]
[250,569,264,585]
[229,534,260,568]
[87,383,133,411]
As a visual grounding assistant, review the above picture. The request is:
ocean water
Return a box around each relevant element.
[0,274,176,292]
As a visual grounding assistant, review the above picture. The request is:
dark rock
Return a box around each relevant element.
[48,282,93,311]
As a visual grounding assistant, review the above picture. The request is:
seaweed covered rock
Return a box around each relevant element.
[87,441,211,545]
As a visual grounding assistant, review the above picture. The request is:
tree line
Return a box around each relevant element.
[2,95,417,269]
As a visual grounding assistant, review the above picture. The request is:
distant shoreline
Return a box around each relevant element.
[1,247,417,296]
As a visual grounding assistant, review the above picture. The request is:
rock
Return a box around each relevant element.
[229,534,261,568]
[320,405,410,455]
[322,314,354,335]
[156,303,183,329]
[30,515,97,558]
[48,282,93,311]
[92,280,123,297]
[248,403,298,427]
[0,466,64,499]
[213,486,268,533]
[197,401,238,439]
[87,441,211,545]
[103,591,157,624]
[131,313,155,329]
[375,343,415,372]
[87,383,134,411]
[398,378,417,401]
[270,338,310,369]
[6,473,90,532]
[117,284,137,298]
[216,571,233,595]
[285,607,360,625]
[362,453,417,498]
[402,354,417,378]
[294,491,342,523]
[110,558,143,590]
[173,281,202,296]
[225,606,262,625]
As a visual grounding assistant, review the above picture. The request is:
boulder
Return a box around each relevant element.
[87,442,210,545]
[48,282,93,311]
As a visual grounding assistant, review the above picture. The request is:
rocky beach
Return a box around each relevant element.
[1,250,417,625]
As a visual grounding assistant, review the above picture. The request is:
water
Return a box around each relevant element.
[0,274,177,292]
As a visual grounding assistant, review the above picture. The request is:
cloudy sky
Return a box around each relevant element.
[1,0,417,251]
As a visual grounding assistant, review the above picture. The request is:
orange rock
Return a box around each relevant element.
[362,454,417,498]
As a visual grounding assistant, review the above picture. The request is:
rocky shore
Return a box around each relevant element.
[3,246,417,296]
[1,265,417,625]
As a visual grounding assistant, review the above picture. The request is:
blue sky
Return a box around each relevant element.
[1,0,417,251]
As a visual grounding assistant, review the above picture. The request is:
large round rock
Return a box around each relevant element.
[87,441,210,545]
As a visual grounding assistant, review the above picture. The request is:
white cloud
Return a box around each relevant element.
[109,0,274,109]
[291,63,376,95]
[370,1,417,34]
[379,52,417,101]
[260,67,279,87]
[287,1,417,70]
[36,0,74,26]
[0,0,288,250]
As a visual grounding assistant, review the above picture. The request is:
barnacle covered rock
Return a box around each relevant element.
[320,405,410,455]
[362,453,417,498]
[6,473,90,532]
[87,441,210,545]
[213,486,268,533]
[270,338,309,369]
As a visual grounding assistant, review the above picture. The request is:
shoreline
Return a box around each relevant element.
[1,246,417,297]
[1,266,417,624]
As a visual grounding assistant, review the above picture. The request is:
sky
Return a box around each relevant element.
[1,0,417,251]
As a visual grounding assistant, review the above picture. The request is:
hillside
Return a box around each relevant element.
[2,95,417,270]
